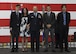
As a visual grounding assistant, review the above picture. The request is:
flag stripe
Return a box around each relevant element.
[0,26,76,35]
[0,11,76,19]
[0,19,76,27]
[0,35,74,43]
[0,3,76,11]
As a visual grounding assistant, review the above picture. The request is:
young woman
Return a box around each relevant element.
[20,8,30,52]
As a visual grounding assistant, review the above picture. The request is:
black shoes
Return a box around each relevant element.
[65,50,71,52]
[31,50,34,52]
[11,48,18,52]
[55,46,59,49]
[36,49,39,52]
[31,50,39,52]
[15,49,18,52]
[44,49,56,52]
[52,50,56,52]
[44,49,48,52]
[11,49,14,52]
[60,49,71,52]
[60,50,63,52]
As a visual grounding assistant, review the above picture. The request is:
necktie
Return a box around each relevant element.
[47,12,50,16]
[16,12,19,18]
[63,12,66,25]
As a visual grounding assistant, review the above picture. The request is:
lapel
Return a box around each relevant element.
[15,12,20,20]
[36,13,38,17]
[33,12,38,18]
[50,12,52,18]
[15,12,17,16]
[14,12,18,19]
[61,12,63,21]
[46,12,52,18]
[15,12,18,17]
[61,12,68,23]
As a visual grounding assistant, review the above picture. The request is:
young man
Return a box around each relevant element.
[10,4,21,52]
[57,4,71,52]
[43,5,56,52]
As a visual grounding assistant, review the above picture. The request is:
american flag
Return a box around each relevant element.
[0,0,76,43]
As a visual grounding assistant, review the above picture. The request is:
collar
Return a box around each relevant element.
[47,11,51,13]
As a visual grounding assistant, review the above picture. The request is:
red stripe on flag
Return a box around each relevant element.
[0,35,74,43]
[69,20,76,26]
[0,19,76,27]
[0,3,76,11]
[0,19,10,26]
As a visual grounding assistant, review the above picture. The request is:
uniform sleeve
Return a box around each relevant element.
[40,13,43,29]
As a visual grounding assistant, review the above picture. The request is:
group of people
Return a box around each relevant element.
[10,4,71,52]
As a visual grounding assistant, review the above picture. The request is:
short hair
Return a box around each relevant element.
[46,5,50,7]
[16,4,20,7]
[46,5,51,9]
[47,4,50,6]
[61,4,66,8]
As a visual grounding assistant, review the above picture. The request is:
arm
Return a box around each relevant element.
[27,14,31,29]
[68,13,71,24]
[51,13,55,26]
[57,13,60,26]
[27,14,31,25]
[40,13,43,29]
[10,12,13,31]
[42,13,47,25]
[10,12,13,27]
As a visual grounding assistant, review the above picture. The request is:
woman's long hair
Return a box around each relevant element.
[21,8,28,17]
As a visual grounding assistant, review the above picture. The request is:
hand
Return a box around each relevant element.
[46,24,51,28]
[40,29,43,32]
[26,24,30,30]
[10,27,12,31]
[10,27,12,34]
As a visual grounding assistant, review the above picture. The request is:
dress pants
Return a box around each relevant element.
[11,28,19,50]
[55,31,60,47]
[59,26,68,50]
[44,28,55,50]
[30,31,40,51]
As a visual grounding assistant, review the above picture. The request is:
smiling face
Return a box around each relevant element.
[46,6,51,12]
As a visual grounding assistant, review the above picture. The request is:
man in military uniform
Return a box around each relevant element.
[28,6,43,52]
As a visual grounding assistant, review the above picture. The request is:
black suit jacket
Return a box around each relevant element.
[57,12,70,30]
[28,12,43,31]
[10,12,21,30]
[43,12,55,28]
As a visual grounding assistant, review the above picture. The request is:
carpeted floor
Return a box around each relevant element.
[0,48,76,54]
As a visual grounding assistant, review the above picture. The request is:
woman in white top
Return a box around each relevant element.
[20,8,30,52]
